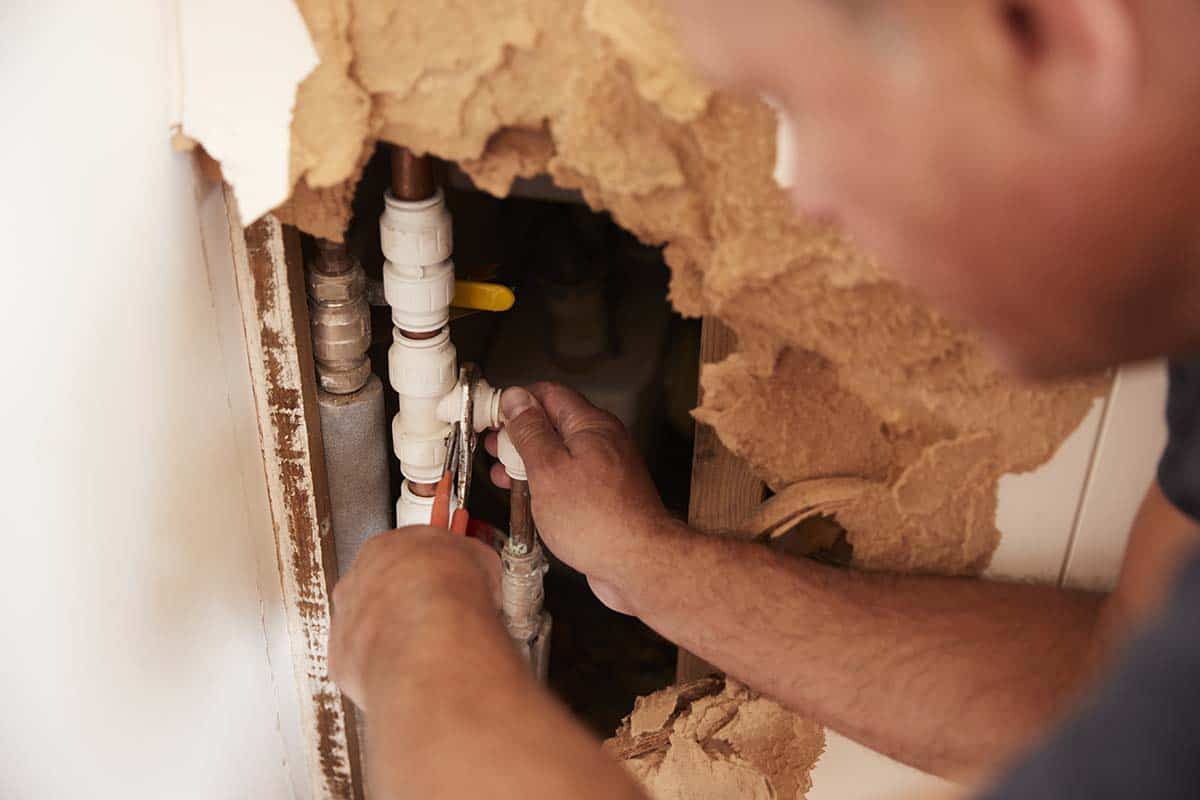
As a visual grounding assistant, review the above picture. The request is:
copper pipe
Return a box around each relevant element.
[390,146,436,202]
[398,328,441,341]
[390,147,442,347]
[509,479,535,555]
[314,239,355,275]
[408,479,438,499]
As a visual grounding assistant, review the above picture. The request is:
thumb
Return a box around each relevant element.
[500,387,567,475]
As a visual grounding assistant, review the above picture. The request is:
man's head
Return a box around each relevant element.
[669,0,1200,376]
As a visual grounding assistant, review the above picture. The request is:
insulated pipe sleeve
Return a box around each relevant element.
[319,375,392,580]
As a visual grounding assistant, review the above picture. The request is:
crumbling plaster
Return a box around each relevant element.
[606,678,826,800]
[259,0,1107,577]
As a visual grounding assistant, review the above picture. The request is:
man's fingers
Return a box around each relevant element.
[500,387,568,474]
[525,383,625,450]
[489,461,511,490]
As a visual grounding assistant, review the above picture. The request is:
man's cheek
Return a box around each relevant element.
[662,0,759,89]
[785,142,850,226]
[784,116,897,231]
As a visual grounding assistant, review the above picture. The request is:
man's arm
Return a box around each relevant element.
[329,528,647,800]
[622,521,1096,778]
[1090,482,1200,655]
[491,383,1198,780]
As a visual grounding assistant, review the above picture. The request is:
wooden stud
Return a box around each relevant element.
[676,318,766,682]
[224,188,363,800]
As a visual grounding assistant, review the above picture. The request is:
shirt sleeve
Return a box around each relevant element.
[1158,358,1200,522]
[979,553,1200,800]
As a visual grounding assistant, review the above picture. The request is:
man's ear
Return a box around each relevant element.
[1001,0,1139,127]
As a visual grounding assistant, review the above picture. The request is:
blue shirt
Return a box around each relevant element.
[983,358,1200,799]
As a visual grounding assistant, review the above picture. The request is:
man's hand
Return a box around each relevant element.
[328,524,647,800]
[328,527,501,710]
[485,383,679,614]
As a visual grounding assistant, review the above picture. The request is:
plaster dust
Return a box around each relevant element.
[606,678,825,800]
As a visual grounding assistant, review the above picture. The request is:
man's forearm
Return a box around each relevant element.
[364,607,646,800]
[622,520,1104,778]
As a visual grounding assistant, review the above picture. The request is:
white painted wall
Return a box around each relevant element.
[0,1,308,797]
[810,363,1169,799]
[1064,363,1169,589]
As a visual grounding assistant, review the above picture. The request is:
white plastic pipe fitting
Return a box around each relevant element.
[382,185,511,526]
[497,427,527,481]
[383,259,455,334]
[382,190,455,334]
[396,481,459,527]
[382,187,458,489]
[436,377,502,433]
[388,328,458,483]
[381,189,452,265]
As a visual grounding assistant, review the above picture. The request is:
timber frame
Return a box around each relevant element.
[223,189,363,800]
[676,319,765,682]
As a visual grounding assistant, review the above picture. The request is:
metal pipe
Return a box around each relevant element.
[307,241,372,395]
[408,480,438,498]
[508,479,535,555]
[500,467,550,679]
[305,240,390,572]
[390,147,436,202]
[315,238,355,274]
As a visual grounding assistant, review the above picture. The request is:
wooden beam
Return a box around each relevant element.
[224,189,363,800]
[676,318,766,682]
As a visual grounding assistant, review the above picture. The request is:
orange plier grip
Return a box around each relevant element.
[431,469,470,535]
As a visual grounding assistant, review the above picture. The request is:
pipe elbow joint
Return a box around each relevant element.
[497,427,527,481]
[435,377,502,432]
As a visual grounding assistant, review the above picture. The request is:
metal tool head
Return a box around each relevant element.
[443,419,461,479]
[453,363,481,510]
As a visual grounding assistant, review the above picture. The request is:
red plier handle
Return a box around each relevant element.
[431,470,470,535]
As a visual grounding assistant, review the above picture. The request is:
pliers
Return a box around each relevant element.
[431,364,480,535]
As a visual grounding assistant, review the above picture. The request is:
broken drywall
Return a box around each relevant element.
[170,0,318,224]
[606,677,825,800]
[188,0,1106,575]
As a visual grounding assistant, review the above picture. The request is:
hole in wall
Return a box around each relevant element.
[318,143,695,734]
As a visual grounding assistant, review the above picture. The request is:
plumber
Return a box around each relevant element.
[329,2,1200,798]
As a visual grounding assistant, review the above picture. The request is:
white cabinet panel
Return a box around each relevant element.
[1063,363,1168,590]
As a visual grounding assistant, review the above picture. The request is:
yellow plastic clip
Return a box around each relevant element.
[452,280,516,313]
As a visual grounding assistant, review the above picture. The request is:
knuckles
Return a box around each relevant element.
[339,528,496,607]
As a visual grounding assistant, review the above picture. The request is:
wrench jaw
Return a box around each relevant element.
[455,364,480,510]
[441,363,482,514]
